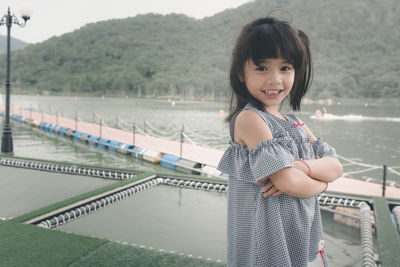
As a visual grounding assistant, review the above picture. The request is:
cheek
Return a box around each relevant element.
[244,74,256,89]
[287,73,295,88]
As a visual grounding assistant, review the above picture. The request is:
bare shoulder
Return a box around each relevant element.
[235,110,268,133]
[236,109,264,124]
[234,110,273,149]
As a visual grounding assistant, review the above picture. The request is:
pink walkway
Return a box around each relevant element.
[4,106,400,199]
[328,176,400,199]
[8,107,224,166]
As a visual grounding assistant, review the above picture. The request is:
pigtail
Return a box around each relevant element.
[290,30,313,111]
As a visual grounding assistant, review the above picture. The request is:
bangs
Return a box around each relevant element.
[249,24,300,67]
[227,16,313,120]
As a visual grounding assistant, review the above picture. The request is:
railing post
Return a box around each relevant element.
[56,111,59,125]
[29,105,32,120]
[75,111,78,131]
[93,112,96,123]
[382,165,387,197]
[180,124,184,157]
[41,110,44,122]
[133,123,136,146]
[144,119,147,135]
[100,119,103,138]
[116,116,119,128]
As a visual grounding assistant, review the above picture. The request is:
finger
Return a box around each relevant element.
[272,190,283,196]
[261,182,274,193]
[256,177,268,185]
[263,186,278,197]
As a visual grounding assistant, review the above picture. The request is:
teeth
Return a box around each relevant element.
[264,90,280,95]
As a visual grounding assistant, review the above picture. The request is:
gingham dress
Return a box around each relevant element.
[218,103,336,267]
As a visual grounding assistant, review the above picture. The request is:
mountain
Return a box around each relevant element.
[0,0,399,99]
[0,35,29,53]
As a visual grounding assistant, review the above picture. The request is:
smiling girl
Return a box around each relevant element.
[218,17,343,267]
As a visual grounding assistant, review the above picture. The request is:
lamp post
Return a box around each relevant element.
[0,7,30,155]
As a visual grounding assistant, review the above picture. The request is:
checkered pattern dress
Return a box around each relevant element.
[218,104,337,267]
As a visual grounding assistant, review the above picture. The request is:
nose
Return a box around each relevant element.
[266,69,283,86]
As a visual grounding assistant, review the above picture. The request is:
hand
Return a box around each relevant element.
[259,179,283,198]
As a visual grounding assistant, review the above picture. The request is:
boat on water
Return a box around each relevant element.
[1,106,400,266]
[310,108,400,123]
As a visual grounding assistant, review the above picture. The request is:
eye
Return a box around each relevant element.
[281,66,292,71]
[256,66,267,72]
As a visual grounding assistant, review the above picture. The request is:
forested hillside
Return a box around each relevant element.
[0,35,29,53]
[0,0,399,99]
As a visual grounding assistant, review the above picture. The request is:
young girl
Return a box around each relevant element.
[217,17,343,267]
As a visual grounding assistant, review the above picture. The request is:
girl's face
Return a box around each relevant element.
[243,58,295,112]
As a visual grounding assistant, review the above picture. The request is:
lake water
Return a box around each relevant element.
[3,94,394,266]
[4,94,400,185]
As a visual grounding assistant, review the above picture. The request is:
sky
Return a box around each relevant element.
[0,0,251,44]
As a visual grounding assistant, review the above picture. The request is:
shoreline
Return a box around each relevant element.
[4,91,400,107]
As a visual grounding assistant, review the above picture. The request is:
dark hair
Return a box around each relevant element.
[226,17,313,122]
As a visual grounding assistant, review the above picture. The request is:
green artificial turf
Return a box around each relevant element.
[69,241,225,267]
[373,197,400,267]
[1,157,226,266]
[0,220,106,267]
[12,172,156,223]
[0,220,225,267]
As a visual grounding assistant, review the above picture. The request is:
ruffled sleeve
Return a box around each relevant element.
[312,138,336,158]
[217,137,295,184]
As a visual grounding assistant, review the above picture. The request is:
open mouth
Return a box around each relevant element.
[262,89,282,97]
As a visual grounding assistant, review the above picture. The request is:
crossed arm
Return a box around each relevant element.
[234,110,343,198]
[259,157,342,198]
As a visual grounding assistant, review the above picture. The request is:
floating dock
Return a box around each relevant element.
[2,106,400,200]
[1,158,399,266]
